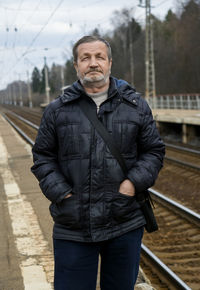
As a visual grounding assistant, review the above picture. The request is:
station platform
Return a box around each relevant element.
[0,114,54,289]
[0,114,151,290]
[152,109,200,144]
[152,109,200,125]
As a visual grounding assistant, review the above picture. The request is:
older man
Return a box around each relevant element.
[31,35,165,290]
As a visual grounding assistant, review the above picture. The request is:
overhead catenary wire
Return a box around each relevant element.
[9,0,25,58]
[11,0,25,28]
[1,0,65,84]
[17,0,43,30]
[154,0,170,8]
[12,0,43,60]
[21,0,65,58]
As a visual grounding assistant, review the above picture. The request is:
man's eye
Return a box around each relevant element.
[97,56,104,59]
[82,57,89,61]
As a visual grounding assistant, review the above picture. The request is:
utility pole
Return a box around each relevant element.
[13,83,17,106]
[8,84,11,105]
[61,66,65,94]
[129,19,134,87]
[44,56,50,104]
[10,84,13,105]
[18,74,23,106]
[27,70,33,108]
[139,0,156,104]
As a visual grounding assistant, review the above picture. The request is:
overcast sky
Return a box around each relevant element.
[0,0,177,90]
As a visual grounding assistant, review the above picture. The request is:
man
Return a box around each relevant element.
[31,35,165,290]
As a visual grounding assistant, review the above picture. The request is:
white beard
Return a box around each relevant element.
[77,69,111,88]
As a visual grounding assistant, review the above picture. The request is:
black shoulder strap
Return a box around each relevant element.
[79,97,128,176]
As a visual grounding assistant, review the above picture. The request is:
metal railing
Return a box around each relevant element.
[148,94,200,109]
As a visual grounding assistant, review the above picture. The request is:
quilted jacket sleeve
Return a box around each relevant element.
[31,106,72,203]
[127,99,165,193]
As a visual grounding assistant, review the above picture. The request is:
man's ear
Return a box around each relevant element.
[74,62,78,72]
[109,59,112,69]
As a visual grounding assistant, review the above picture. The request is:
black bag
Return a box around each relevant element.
[79,97,158,233]
[135,190,158,233]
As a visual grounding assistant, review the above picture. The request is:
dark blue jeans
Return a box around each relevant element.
[53,227,144,290]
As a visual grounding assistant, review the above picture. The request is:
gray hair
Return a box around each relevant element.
[73,35,112,63]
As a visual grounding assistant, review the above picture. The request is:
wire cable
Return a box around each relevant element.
[21,0,64,57]
[1,0,65,83]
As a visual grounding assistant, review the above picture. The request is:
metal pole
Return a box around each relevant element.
[139,0,156,105]
[44,57,50,104]
[18,74,23,106]
[129,19,134,86]
[8,84,11,105]
[150,11,156,107]
[13,83,17,106]
[145,0,150,103]
[27,70,33,108]
[61,66,65,94]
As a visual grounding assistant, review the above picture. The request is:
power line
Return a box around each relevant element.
[154,0,170,8]
[12,0,43,59]
[1,0,65,83]
[11,0,25,27]
[18,0,43,30]
[0,4,51,11]
[21,0,65,58]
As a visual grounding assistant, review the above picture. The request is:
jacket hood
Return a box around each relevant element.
[112,77,142,108]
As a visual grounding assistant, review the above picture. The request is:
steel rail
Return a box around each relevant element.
[2,113,35,146]
[7,111,39,130]
[2,112,199,290]
[165,155,200,171]
[165,142,200,155]
[149,188,200,226]
[141,244,192,290]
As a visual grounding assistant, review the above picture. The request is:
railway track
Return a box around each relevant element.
[141,189,200,289]
[1,108,200,290]
[165,144,200,171]
[2,104,42,126]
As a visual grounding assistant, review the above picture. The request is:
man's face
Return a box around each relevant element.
[74,41,112,88]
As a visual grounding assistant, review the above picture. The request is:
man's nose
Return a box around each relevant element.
[89,57,98,67]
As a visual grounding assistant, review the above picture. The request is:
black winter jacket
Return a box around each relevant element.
[31,77,165,242]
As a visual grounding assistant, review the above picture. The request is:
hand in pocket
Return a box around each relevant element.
[64,193,72,199]
[119,179,135,197]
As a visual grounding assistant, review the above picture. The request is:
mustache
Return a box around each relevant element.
[85,68,103,74]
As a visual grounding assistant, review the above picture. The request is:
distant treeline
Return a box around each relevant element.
[64,0,200,95]
[2,0,200,106]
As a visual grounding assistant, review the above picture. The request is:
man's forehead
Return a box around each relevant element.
[77,41,107,54]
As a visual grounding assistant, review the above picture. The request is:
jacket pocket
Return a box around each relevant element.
[111,192,140,224]
[49,195,81,229]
